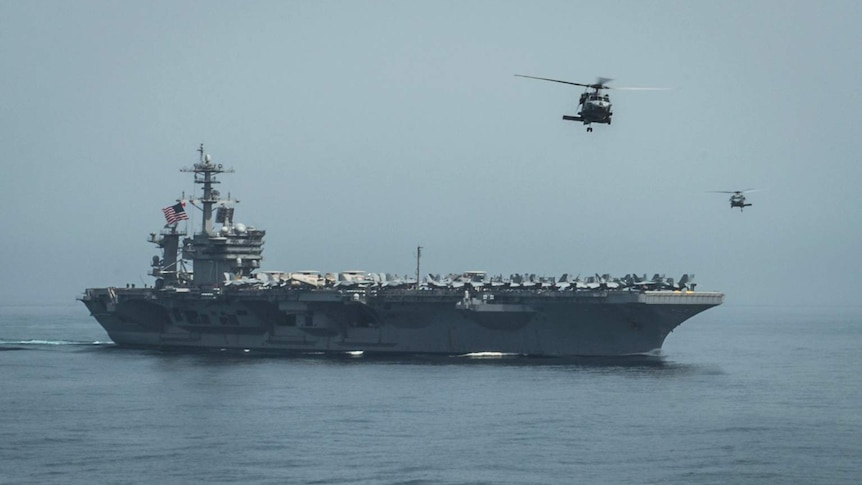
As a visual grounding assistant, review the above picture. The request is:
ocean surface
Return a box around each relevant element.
[1,303,860,484]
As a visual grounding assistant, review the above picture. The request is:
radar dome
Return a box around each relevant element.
[235,223,247,234]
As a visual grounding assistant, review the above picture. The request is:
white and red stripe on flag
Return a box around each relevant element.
[162,202,189,224]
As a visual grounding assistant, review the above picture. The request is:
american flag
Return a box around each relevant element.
[162,202,189,224]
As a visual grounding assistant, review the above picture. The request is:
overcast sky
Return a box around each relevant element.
[2,0,860,307]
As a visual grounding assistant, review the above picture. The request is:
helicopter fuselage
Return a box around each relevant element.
[580,98,612,123]
[729,194,752,211]
[562,91,612,131]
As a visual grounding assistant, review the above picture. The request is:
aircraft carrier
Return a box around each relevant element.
[80,146,723,356]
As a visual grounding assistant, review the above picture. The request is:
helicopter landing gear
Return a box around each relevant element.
[586,126,593,132]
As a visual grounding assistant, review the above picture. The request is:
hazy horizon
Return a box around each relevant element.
[2,1,860,307]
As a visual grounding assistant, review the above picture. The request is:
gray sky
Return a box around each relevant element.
[2,0,860,307]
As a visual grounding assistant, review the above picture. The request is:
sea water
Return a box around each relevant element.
[1,303,860,484]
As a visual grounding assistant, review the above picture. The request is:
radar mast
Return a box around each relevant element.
[179,145,264,287]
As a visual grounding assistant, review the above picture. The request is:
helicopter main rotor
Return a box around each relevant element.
[514,74,612,91]
[514,75,668,92]
[709,189,758,195]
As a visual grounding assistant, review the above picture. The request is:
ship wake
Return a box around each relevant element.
[457,351,523,359]
[0,339,114,350]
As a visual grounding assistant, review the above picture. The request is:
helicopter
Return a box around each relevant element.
[711,189,756,211]
[515,74,668,132]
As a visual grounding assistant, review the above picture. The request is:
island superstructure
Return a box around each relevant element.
[80,146,723,356]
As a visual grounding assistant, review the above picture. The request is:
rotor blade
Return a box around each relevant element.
[608,86,672,91]
[709,189,759,194]
[515,74,592,88]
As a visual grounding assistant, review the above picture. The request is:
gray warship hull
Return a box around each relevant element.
[81,287,722,356]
